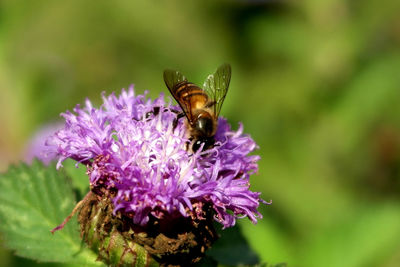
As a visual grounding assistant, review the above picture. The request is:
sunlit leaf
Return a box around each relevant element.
[0,160,103,266]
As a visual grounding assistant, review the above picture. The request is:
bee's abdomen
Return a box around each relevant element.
[174,82,208,108]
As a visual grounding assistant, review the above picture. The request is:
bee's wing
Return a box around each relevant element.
[163,69,193,122]
[203,63,231,118]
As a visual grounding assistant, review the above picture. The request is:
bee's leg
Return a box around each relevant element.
[172,112,185,131]
[144,106,160,119]
[168,108,181,115]
[153,107,180,118]
[213,142,220,148]
[132,106,161,121]
[139,106,173,120]
[134,107,183,127]
[186,136,193,151]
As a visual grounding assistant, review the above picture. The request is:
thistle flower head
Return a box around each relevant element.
[47,86,264,229]
[25,123,63,165]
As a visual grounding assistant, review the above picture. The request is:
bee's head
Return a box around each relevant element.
[192,137,215,152]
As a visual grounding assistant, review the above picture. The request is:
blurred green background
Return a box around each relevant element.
[1,0,400,266]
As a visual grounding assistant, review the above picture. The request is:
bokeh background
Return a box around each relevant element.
[1,0,400,266]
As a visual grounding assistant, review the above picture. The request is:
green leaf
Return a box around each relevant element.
[206,224,260,266]
[0,160,104,266]
[240,219,292,265]
[62,159,89,198]
[193,255,218,267]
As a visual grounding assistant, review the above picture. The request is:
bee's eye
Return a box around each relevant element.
[192,140,203,152]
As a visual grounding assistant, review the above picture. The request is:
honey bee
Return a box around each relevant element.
[163,63,231,152]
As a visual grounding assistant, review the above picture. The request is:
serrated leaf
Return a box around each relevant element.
[0,160,104,266]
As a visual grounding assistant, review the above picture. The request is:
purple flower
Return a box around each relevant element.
[47,86,265,228]
[25,123,63,165]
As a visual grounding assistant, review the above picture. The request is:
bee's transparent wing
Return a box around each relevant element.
[203,63,231,118]
[163,69,187,92]
[163,69,193,121]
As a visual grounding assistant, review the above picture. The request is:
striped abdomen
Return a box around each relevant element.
[173,81,209,110]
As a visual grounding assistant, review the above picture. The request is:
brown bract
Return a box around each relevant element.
[78,192,218,267]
